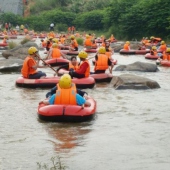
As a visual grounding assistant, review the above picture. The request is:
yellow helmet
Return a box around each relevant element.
[150,36,154,39]
[59,74,72,89]
[152,46,157,50]
[98,47,106,54]
[86,34,90,38]
[161,41,165,45]
[78,51,88,59]
[126,41,130,44]
[52,38,58,43]
[70,35,75,39]
[166,48,170,53]
[52,43,58,48]
[28,47,38,55]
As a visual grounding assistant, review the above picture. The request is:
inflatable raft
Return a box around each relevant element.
[16,76,95,89]
[157,60,170,67]
[119,49,150,55]
[38,97,96,122]
[85,48,97,53]
[145,53,159,60]
[0,43,8,47]
[90,73,113,83]
[45,58,69,66]
[60,46,70,50]
[61,50,79,56]
[9,35,17,39]
[58,69,113,83]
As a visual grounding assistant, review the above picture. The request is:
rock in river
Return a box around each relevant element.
[114,61,158,72]
[111,74,160,90]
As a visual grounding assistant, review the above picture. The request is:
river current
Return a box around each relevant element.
[0,42,170,170]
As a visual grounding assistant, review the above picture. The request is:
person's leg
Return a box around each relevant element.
[69,71,85,78]
[29,71,46,79]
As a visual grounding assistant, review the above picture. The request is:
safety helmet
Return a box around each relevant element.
[59,74,72,89]
[78,51,88,59]
[152,46,157,50]
[52,38,58,43]
[52,43,58,48]
[166,48,170,53]
[48,36,53,40]
[126,41,130,44]
[98,47,106,54]
[28,47,38,55]
[4,35,8,39]
[150,36,154,39]
[86,34,90,38]
[161,41,165,45]
[70,35,75,39]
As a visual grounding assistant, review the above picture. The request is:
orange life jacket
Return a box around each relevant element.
[60,37,65,44]
[52,48,61,58]
[124,44,129,50]
[42,41,47,48]
[95,54,109,71]
[105,51,112,59]
[84,38,92,46]
[163,54,170,60]
[2,38,7,44]
[54,83,77,105]
[69,61,79,71]
[21,56,37,78]
[79,60,90,77]
[150,50,157,56]
[159,44,167,52]
[71,39,78,48]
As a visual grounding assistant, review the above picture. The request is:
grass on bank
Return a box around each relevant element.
[8,41,18,49]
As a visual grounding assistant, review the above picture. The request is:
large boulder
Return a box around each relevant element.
[2,42,38,60]
[114,61,158,72]
[0,58,23,72]
[111,74,160,90]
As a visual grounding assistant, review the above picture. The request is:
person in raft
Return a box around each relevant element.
[150,46,158,56]
[21,47,47,79]
[92,47,114,74]
[157,48,170,61]
[45,43,67,59]
[54,56,79,76]
[40,74,91,107]
[69,51,90,78]
[123,41,130,50]
[69,35,79,51]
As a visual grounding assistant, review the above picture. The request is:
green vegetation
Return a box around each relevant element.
[20,38,31,45]
[0,0,170,40]
[8,41,18,49]
[37,156,66,170]
[76,37,84,45]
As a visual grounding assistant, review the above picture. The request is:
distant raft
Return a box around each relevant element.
[145,53,159,60]
[37,97,97,122]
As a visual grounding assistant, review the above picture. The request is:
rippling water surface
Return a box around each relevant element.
[0,47,170,170]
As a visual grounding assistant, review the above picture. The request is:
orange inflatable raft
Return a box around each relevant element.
[45,58,69,66]
[16,76,95,89]
[38,97,96,122]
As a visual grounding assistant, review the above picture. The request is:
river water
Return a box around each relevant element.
[0,41,170,170]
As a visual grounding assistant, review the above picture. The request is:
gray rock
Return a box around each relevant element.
[2,42,38,60]
[111,74,160,90]
[0,58,23,72]
[114,61,158,72]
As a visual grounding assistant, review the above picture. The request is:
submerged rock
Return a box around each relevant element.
[114,61,158,72]
[2,42,38,60]
[0,58,23,72]
[111,74,160,90]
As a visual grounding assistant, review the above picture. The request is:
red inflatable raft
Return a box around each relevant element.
[9,35,17,39]
[120,49,150,55]
[145,53,159,60]
[61,50,79,56]
[85,48,97,53]
[90,73,113,83]
[0,43,8,47]
[38,97,96,122]
[44,58,69,66]
[60,46,70,50]
[158,60,170,67]
[16,76,95,89]
[58,69,113,83]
